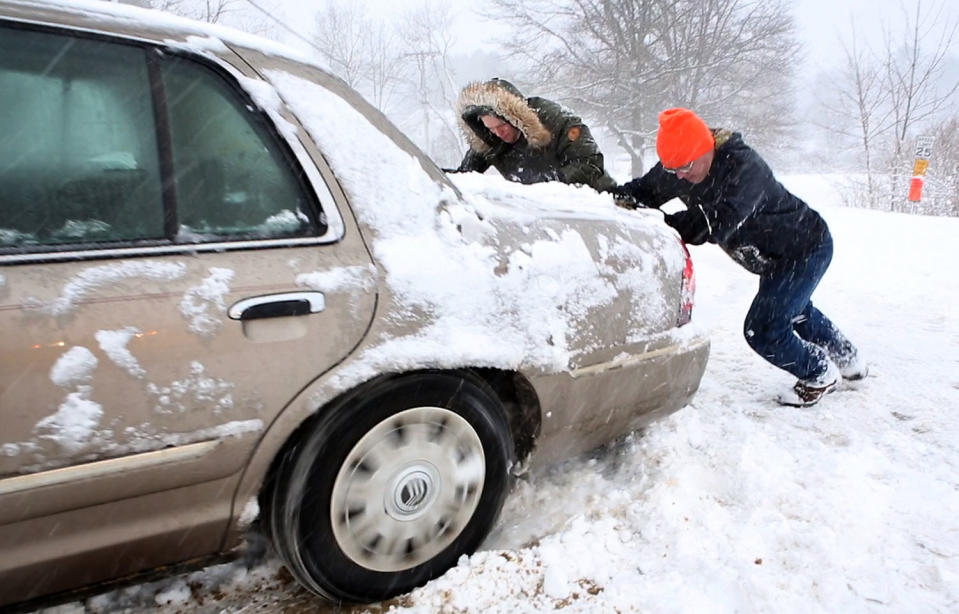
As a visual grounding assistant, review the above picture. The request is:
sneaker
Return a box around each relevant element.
[835,351,868,381]
[777,361,841,407]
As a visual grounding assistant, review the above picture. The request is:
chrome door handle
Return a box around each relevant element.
[228,291,325,320]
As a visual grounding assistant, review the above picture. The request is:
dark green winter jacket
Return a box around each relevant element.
[453,79,616,192]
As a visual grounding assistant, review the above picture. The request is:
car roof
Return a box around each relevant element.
[0,0,308,61]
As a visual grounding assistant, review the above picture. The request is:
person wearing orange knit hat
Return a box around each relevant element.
[614,108,867,407]
[655,107,715,172]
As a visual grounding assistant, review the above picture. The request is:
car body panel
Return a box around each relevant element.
[0,2,378,604]
[0,0,709,608]
[0,246,377,480]
[0,476,237,604]
[0,222,378,606]
[532,334,709,468]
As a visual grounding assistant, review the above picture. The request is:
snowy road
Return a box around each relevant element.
[40,177,959,614]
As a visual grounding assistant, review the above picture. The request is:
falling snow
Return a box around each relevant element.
[5,4,956,612]
[41,175,959,613]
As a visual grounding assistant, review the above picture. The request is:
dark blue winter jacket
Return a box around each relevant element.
[619,130,830,274]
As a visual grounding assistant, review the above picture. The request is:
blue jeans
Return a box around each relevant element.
[743,236,855,380]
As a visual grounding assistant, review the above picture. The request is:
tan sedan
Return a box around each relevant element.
[0,0,709,608]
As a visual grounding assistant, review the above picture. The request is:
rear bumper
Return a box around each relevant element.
[525,334,710,469]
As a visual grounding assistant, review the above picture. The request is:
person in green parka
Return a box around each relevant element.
[449,78,616,192]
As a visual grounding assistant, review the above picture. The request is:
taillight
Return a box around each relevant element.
[677,242,695,327]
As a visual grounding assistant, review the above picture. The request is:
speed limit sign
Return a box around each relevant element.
[914,136,934,160]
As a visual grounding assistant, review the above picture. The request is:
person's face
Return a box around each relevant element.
[669,149,714,184]
[481,114,521,144]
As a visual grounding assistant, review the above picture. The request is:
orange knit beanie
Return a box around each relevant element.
[656,108,714,169]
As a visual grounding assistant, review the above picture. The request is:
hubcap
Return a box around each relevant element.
[388,466,438,518]
[330,407,486,572]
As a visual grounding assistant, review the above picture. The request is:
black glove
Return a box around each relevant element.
[664,209,709,245]
[607,185,642,210]
[613,192,641,210]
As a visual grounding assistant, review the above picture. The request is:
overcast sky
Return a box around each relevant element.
[269,0,944,80]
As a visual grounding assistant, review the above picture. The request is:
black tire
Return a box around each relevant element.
[267,371,513,603]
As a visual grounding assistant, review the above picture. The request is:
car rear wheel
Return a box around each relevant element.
[267,372,513,603]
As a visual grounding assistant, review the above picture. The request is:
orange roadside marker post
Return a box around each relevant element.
[908,136,934,202]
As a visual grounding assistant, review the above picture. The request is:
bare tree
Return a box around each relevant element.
[824,1,958,212]
[114,0,277,36]
[311,1,406,112]
[397,1,463,164]
[925,116,959,216]
[364,21,407,111]
[164,0,236,23]
[313,1,371,90]
[482,0,800,175]
[820,21,894,208]
[880,0,959,210]
[114,0,234,20]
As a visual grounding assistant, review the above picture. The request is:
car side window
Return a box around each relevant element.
[0,25,164,247]
[161,56,316,241]
[0,24,322,254]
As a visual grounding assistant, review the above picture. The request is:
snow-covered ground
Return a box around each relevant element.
[38,175,959,614]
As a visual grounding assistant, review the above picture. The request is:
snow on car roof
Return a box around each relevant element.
[0,0,323,68]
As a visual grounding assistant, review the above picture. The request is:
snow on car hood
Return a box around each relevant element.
[264,71,686,381]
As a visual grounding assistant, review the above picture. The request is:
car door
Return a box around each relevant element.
[0,20,375,604]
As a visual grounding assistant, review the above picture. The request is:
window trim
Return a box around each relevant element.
[0,18,346,263]
[146,48,179,239]
[0,236,343,265]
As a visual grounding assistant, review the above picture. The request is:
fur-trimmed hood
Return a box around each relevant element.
[712,128,734,149]
[457,79,553,153]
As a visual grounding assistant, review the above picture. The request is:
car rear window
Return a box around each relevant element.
[161,55,316,241]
